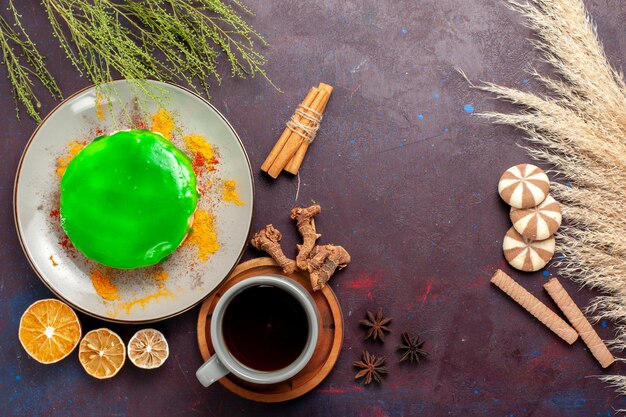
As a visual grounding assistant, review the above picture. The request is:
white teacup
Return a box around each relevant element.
[196,275,319,387]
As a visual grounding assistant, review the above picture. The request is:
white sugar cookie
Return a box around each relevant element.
[498,164,549,208]
[503,226,555,272]
[510,195,562,240]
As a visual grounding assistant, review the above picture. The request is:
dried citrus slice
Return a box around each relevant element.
[18,299,81,364]
[78,328,126,379]
[127,329,169,369]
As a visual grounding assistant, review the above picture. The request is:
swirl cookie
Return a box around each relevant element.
[498,164,549,209]
[510,195,562,240]
[503,226,555,272]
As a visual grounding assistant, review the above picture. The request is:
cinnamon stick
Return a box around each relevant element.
[544,278,615,368]
[490,270,578,344]
[266,90,330,179]
[285,83,334,174]
[261,87,319,173]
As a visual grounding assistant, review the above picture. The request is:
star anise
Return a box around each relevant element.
[398,332,427,364]
[359,308,392,342]
[353,350,388,385]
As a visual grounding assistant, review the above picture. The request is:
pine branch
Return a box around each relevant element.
[0,0,61,122]
[41,0,272,99]
[0,0,272,123]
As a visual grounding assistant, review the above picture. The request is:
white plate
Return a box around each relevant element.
[14,80,254,323]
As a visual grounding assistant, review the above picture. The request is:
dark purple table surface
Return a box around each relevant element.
[1,1,625,416]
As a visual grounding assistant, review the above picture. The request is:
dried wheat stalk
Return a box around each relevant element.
[472,0,626,397]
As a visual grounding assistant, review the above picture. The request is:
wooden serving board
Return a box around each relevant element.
[196,257,344,402]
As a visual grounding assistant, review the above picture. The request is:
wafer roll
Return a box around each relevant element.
[544,278,615,368]
[491,270,578,344]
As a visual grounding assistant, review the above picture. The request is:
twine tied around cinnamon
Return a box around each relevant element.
[286,105,323,144]
[261,83,333,178]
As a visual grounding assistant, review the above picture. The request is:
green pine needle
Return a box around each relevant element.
[1,0,273,123]
[0,0,61,122]
[41,0,273,98]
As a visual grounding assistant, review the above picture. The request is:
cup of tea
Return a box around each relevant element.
[196,275,319,387]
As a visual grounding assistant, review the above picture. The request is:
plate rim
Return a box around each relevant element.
[13,79,255,324]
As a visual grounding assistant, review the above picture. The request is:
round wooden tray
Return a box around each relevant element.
[196,257,344,402]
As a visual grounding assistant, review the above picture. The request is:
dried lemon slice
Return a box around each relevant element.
[127,329,169,369]
[19,299,81,364]
[78,328,126,379]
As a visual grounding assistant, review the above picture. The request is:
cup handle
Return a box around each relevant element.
[196,355,230,387]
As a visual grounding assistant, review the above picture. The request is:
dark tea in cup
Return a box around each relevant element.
[222,285,309,371]
[196,275,319,387]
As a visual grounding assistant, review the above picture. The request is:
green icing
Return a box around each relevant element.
[60,130,199,269]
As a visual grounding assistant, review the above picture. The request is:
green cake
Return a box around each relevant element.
[60,130,199,269]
